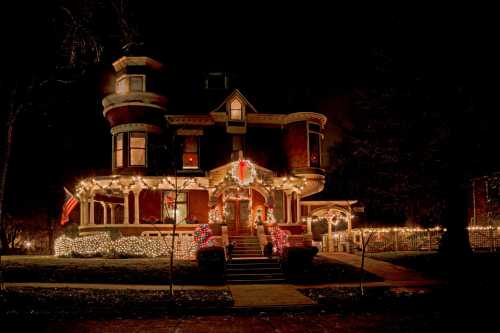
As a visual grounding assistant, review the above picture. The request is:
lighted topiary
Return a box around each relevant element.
[193,224,213,249]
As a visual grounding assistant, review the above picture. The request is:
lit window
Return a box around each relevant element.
[130,76,144,92]
[182,136,199,169]
[229,98,242,120]
[115,75,145,94]
[115,133,124,168]
[129,132,146,166]
[116,77,128,95]
[162,191,188,224]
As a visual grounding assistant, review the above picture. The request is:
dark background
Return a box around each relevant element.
[1,2,498,232]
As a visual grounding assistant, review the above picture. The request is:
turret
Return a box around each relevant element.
[102,56,167,175]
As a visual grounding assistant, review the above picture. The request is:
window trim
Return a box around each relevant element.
[128,132,147,167]
[228,97,245,121]
[182,136,200,170]
[114,132,124,168]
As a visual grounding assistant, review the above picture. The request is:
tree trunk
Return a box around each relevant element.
[0,123,15,254]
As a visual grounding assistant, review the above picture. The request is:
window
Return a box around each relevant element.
[129,76,144,92]
[129,132,146,166]
[229,98,243,120]
[115,75,145,94]
[182,136,199,169]
[114,133,124,168]
[308,122,321,168]
[162,191,188,224]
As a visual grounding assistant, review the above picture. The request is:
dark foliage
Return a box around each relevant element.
[299,287,445,313]
[63,223,79,238]
[0,287,233,320]
[281,246,319,274]
[196,246,225,276]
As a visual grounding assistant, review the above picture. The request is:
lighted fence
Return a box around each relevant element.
[468,226,500,250]
[320,227,445,253]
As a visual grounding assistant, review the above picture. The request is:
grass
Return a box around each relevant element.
[365,251,446,278]
[286,255,383,284]
[1,256,224,285]
[0,287,233,319]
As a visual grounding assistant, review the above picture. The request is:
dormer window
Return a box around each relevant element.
[229,98,243,121]
[116,75,145,95]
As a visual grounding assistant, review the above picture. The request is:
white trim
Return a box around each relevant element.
[111,123,162,135]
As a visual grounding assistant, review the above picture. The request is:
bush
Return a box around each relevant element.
[63,224,79,239]
[282,246,319,274]
[196,246,225,274]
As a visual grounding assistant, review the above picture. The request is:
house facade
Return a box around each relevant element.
[75,55,329,238]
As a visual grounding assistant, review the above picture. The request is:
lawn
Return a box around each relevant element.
[1,256,223,285]
[365,251,446,278]
[286,255,383,284]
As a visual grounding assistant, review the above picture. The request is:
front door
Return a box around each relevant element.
[225,199,251,236]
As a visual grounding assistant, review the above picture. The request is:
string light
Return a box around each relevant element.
[54,233,197,259]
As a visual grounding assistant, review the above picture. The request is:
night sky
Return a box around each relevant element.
[1,3,498,224]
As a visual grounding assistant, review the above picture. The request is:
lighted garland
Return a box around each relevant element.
[208,207,222,224]
[266,207,276,224]
[54,233,196,259]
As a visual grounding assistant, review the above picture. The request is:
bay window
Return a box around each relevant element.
[129,132,146,166]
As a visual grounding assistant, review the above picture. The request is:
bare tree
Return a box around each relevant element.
[359,229,375,296]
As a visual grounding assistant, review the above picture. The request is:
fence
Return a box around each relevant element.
[319,227,444,253]
[468,226,500,251]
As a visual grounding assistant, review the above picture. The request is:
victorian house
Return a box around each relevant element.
[75,55,338,239]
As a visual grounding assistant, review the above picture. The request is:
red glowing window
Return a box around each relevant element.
[182,136,199,169]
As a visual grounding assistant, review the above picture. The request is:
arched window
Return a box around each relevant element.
[229,98,243,120]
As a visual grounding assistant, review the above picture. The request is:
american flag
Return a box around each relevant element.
[60,187,79,225]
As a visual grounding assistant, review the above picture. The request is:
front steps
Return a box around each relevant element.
[226,236,285,284]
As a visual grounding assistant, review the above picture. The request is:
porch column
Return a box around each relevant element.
[286,193,292,224]
[306,217,312,234]
[80,197,87,225]
[89,195,95,225]
[109,203,115,225]
[133,189,141,225]
[100,201,108,225]
[296,194,301,224]
[123,191,130,224]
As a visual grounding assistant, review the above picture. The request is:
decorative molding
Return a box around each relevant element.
[102,92,167,109]
[110,123,162,135]
[176,128,204,136]
[165,115,215,126]
[103,102,166,117]
[112,56,163,72]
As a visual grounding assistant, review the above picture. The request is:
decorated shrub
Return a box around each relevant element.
[196,246,225,274]
[281,246,319,274]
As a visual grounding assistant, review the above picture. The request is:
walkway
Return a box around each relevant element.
[319,252,431,282]
[229,284,314,307]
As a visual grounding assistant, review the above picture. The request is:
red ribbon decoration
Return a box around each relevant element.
[238,159,246,182]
